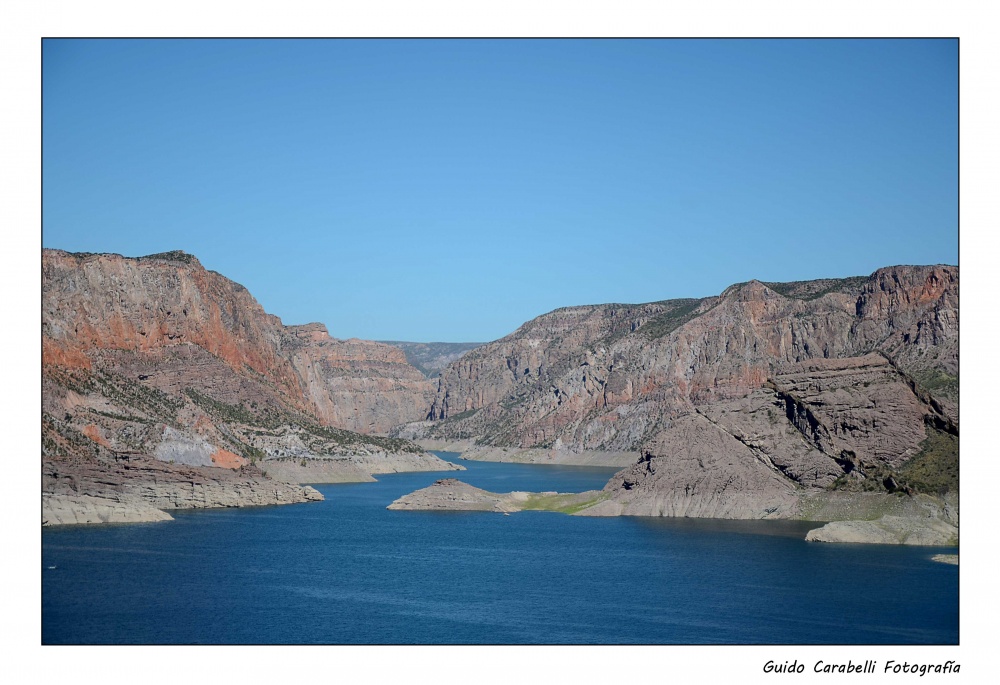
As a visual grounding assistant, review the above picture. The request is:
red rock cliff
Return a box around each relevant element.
[43,249,434,433]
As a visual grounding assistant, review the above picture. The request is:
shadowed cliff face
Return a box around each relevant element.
[418,266,958,517]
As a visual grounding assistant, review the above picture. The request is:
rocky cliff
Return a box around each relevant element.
[404,265,958,522]
[284,324,437,433]
[42,249,448,523]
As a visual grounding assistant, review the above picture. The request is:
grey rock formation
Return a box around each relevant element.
[42,494,175,526]
[588,413,802,519]
[805,517,958,546]
[41,456,323,526]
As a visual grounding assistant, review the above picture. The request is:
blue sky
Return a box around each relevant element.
[42,39,958,342]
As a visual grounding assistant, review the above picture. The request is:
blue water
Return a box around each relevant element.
[42,452,958,644]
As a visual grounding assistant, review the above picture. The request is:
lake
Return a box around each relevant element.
[42,452,958,644]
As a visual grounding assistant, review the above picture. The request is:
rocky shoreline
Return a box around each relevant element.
[386,474,959,547]
[412,439,637,467]
[43,456,320,527]
[804,516,958,546]
[43,493,176,526]
[261,451,464,484]
[41,445,469,527]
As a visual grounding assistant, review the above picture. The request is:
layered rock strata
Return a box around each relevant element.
[285,325,436,433]
[804,517,958,546]
[42,456,322,526]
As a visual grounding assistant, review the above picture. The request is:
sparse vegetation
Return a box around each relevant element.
[638,299,705,339]
[184,388,267,426]
[51,370,183,423]
[829,466,899,494]
[88,408,150,424]
[448,408,481,421]
[522,492,608,514]
[300,422,425,454]
[912,369,959,402]
[45,367,99,395]
[214,427,266,463]
[762,276,868,301]
[182,387,425,455]
[898,428,958,494]
[42,412,102,459]
[827,427,958,496]
[139,250,195,264]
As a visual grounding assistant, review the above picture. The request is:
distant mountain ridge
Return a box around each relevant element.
[379,341,484,378]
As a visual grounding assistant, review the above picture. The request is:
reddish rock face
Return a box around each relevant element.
[42,249,435,437]
[81,424,109,448]
[43,250,305,408]
[210,448,247,469]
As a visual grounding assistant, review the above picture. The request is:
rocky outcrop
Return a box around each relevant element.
[43,249,435,436]
[585,413,802,519]
[41,456,323,526]
[43,250,304,402]
[932,554,958,564]
[803,491,958,547]
[426,299,683,428]
[42,494,175,526]
[426,268,956,453]
[805,517,958,546]
[596,352,956,520]
[388,478,525,512]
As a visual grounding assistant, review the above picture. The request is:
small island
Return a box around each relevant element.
[388,478,608,514]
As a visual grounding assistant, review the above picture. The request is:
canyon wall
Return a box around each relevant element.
[412,266,958,519]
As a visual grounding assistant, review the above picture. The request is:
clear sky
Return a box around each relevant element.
[42,38,958,342]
